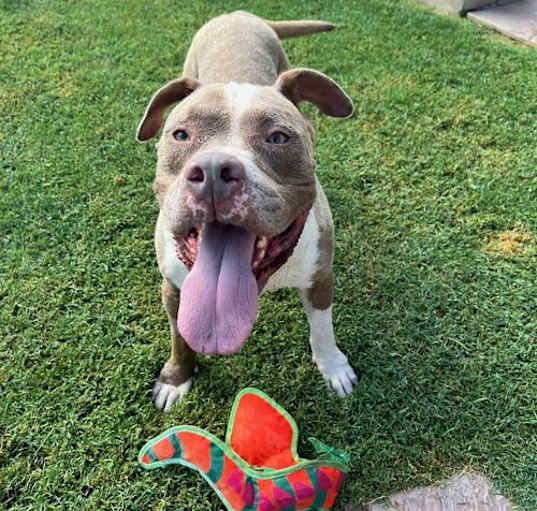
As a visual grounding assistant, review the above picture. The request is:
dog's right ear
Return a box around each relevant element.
[136,77,200,142]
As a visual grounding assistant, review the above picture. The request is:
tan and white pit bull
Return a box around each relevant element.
[137,11,357,412]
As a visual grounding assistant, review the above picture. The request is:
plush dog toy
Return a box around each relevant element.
[139,388,349,510]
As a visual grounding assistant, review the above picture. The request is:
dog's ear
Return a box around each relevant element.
[136,77,201,142]
[274,68,353,118]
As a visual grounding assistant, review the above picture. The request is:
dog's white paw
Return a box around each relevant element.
[315,355,358,398]
[153,378,193,413]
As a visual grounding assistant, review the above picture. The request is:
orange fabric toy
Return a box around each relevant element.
[139,388,349,510]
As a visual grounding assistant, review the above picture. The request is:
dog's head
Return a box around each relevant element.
[137,70,352,355]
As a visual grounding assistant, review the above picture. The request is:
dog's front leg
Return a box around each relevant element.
[299,277,358,397]
[153,279,196,412]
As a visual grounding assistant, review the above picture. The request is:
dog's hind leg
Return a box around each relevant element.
[153,279,196,412]
[299,275,358,398]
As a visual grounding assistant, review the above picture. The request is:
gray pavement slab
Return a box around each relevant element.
[417,0,497,14]
[345,473,514,511]
[467,0,537,46]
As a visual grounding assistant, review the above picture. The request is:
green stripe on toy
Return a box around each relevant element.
[138,388,349,511]
[206,442,224,482]
[169,432,182,458]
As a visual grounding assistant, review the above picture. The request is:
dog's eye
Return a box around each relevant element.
[173,129,189,141]
[266,131,289,144]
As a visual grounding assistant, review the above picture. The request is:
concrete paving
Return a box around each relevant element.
[417,0,496,14]
[345,473,514,511]
[467,0,537,46]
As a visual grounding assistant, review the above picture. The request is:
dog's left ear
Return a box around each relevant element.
[136,77,201,142]
[274,68,353,118]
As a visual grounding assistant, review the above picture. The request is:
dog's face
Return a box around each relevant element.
[138,70,352,355]
[155,82,317,256]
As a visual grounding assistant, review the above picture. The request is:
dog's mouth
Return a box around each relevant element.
[175,211,308,288]
[173,211,309,356]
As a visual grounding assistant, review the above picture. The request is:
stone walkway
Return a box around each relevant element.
[467,0,537,46]
[345,473,514,510]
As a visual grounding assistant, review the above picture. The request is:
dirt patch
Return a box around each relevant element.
[484,225,535,257]
[345,473,514,511]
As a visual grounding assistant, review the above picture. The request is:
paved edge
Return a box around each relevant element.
[344,472,515,510]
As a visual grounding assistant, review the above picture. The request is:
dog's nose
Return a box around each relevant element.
[185,152,245,202]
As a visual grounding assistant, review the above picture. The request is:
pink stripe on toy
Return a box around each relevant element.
[293,481,315,500]
[227,469,243,494]
[273,486,295,508]
[258,493,275,511]
[317,470,332,491]
[243,482,254,506]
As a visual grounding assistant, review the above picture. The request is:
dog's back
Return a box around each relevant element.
[183,11,334,85]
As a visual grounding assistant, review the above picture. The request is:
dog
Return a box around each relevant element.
[136,11,358,412]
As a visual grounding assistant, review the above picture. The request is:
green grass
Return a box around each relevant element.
[1,0,536,509]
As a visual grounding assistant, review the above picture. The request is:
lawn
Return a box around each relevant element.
[1,0,536,509]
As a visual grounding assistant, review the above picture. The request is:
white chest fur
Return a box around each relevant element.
[156,208,320,293]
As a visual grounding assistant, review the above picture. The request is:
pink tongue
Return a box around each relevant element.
[178,222,258,355]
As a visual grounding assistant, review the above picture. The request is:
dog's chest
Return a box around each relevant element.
[158,208,320,293]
